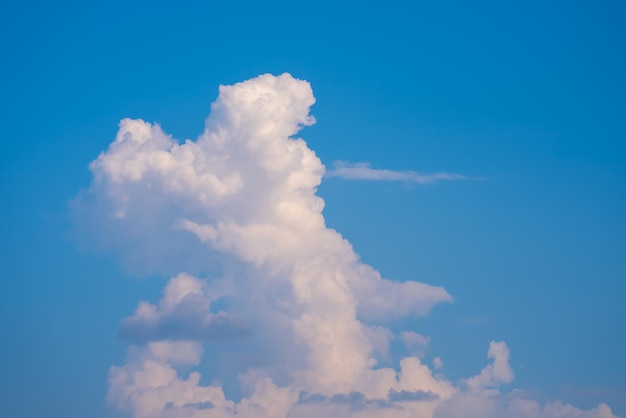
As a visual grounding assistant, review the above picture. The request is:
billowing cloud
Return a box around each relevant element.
[325,161,468,184]
[74,73,618,418]
[119,273,249,343]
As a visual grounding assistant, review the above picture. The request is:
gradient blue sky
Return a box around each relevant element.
[1,0,625,417]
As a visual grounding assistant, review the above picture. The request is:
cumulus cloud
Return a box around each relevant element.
[433,357,443,370]
[119,273,249,343]
[465,341,514,391]
[325,161,468,184]
[74,73,618,418]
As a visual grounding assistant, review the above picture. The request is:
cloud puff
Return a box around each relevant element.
[119,273,249,343]
[465,341,514,391]
[75,73,617,418]
[325,161,468,184]
[433,357,443,370]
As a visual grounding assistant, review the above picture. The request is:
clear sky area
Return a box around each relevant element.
[1,1,624,417]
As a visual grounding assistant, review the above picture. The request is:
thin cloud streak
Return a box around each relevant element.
[325,161,475,184]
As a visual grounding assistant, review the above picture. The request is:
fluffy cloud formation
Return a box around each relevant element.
[76,73,618,418]
[325,161,468,184]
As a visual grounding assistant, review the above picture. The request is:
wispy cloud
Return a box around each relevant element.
[325,161,473,184]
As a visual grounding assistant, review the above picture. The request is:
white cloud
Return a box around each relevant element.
[433,357,443,370]
[75,73,617,418]
[108,341,237,418]
[325,161,469,184]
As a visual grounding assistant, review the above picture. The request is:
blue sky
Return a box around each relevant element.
[1,1,624,417]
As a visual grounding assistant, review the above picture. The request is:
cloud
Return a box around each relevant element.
[119,273,250,343]
[325,161,469,184]
[74,73,617,418]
